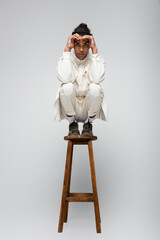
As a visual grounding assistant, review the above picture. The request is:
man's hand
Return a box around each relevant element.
[64,34,81,52]
[80,35,98,54]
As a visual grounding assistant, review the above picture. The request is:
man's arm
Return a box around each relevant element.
[88,53,105,84]
[91,46,98,54]
[56,34,80,83]
[79,35,105,84]
[56,52,76,83]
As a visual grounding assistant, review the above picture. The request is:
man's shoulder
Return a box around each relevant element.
[90,52,105,63]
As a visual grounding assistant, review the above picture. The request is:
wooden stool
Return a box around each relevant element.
[58,135,101,233]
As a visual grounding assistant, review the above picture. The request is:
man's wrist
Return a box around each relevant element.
[91,47,98,54]
[64,46,72,52]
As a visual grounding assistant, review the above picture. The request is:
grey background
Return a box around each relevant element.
[0,0,160,239]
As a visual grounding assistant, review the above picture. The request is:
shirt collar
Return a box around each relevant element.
[71,51,91,66]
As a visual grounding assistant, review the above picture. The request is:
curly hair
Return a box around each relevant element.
[72,23,92,36]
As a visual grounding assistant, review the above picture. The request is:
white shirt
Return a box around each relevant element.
[53,50,107,121]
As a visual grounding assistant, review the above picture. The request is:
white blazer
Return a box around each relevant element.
[53,50,107,122]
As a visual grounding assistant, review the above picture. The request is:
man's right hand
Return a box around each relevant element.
[64,34,81,52]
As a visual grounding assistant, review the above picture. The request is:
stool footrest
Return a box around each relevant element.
[66,193,94,202]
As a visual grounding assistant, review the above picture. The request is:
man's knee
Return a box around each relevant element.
[88,83,103,98]
[60,82,75,98]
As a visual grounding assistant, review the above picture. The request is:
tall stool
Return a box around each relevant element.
[58,135,101,233]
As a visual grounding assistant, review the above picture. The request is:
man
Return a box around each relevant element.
[53,23,107,136]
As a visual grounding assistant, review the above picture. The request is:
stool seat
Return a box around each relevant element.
[64,135,97,142]
[58,134,101,233]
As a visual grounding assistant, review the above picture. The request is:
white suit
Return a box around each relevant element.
[53,50,107,122]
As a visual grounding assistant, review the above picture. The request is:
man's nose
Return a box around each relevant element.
[80,46,84,51]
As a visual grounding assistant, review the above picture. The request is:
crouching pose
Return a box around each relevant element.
[53,23,107,136]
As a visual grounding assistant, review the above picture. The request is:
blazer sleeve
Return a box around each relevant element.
[88,53,105,84]
[56,52,76,83]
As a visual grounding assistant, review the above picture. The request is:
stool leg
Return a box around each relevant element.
[88,140,101,233]
[58,140,73,232]
[64,143,73,222]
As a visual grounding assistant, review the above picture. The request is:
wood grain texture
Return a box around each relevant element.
[64,135,97,142]
[64,143,73,223]
[88,140,101,233]
[58,135,101,233]
[58,140,73,232]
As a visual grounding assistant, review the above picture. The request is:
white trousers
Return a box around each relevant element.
[59,82,104,123]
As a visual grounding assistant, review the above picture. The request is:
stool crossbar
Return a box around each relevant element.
[58,135,101,233]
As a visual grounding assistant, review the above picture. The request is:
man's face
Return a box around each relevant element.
[74,35,90,60]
